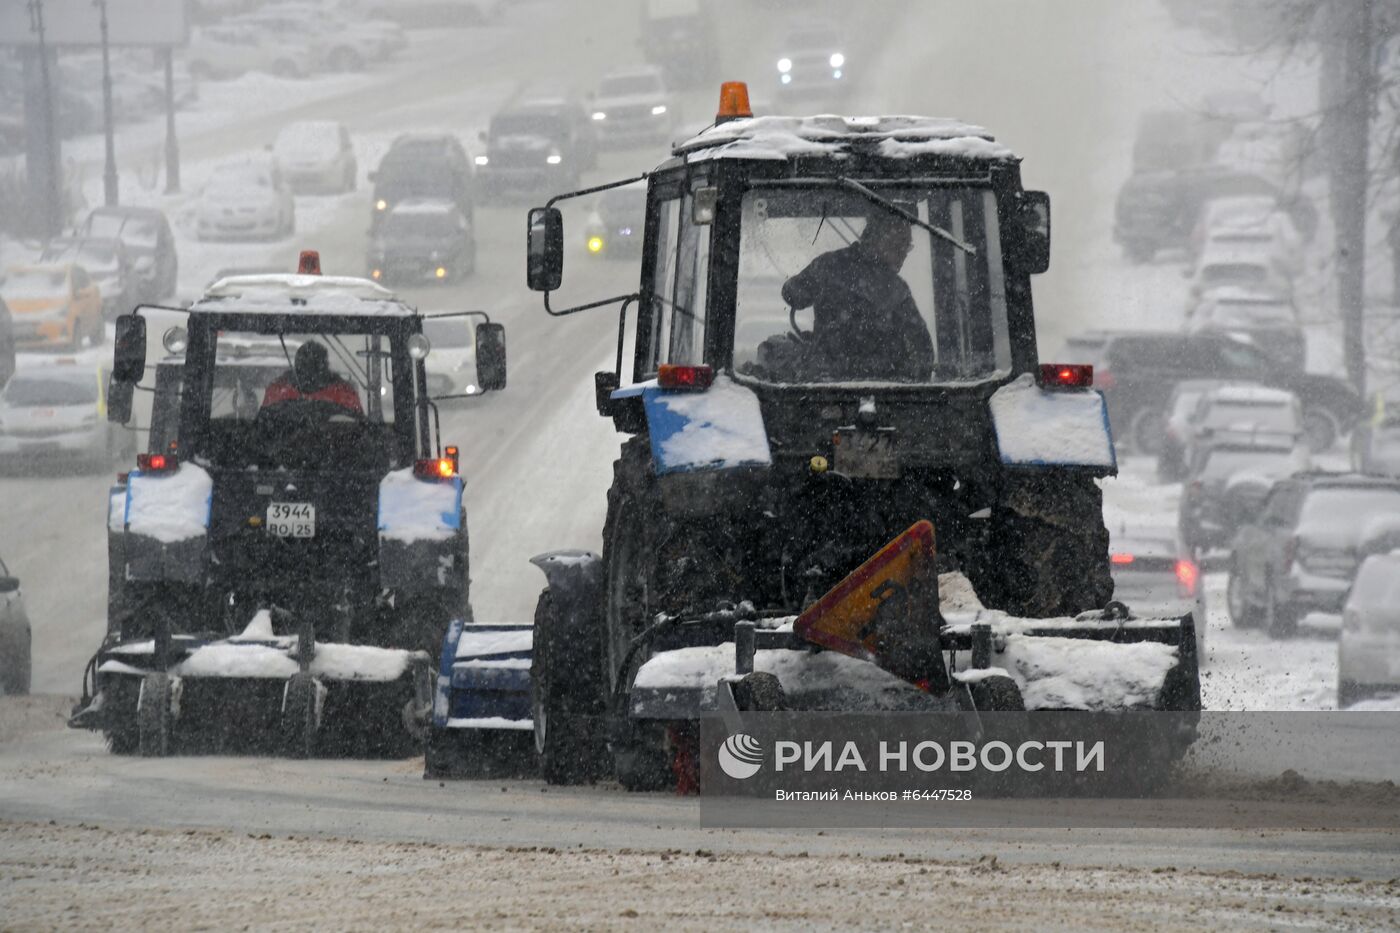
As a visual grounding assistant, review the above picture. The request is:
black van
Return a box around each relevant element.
[369,133,475,231]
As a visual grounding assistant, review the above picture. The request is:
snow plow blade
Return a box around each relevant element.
[70,635,433,758]
[423,619,535,779]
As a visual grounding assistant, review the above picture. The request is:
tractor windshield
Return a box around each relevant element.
[734,185,1011,385]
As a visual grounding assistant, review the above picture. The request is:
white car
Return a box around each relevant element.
[1191,195,1303,263]
[231,9,382,72]
[590,66,677,148]
[195,160,296,242]
[185,25,311,80]
[1187,240,1292,301]
[1337,550,1400,707]
[0,362,133,471]
[423,317,482,397]
[274,121,358,195]
[774,24,848,102]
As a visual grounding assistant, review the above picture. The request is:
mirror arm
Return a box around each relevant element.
[423,310,492,324]
[545,172,649,209]
[544,290,640,318]
[425,398,442,458]
[615,295,636,377]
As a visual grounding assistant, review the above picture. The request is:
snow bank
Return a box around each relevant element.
[124,463,213,543]
[1000,635,1179,710]
[647,376,772,475]
[378,468,461,543]
[989,374,1115,468]
[676,115,1016,163]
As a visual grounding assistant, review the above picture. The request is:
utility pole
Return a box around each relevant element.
[96,0,119,206]
[163,47,180,193]
[24,0,62,238]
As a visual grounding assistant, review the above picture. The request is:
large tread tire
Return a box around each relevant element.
[1130,407,1167,456]
[1302,406,1339,454]
[281,672,320,759]
[137,673,173,758]
[969,674,1025,712]
[531,588,607,785]
[977,475,1113,618]
[103,676,140,755]
[1226,567,1261,629]
[733,672,785,712]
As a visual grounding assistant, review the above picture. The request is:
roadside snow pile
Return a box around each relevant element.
[938,571,984,613]
[125,463,213,543]
[378,468,460,543]
[989,374,1115,468]
[1000,636,1179,710]
[650,376,772,474]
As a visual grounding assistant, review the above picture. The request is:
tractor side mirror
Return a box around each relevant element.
[527,207,564,292]
[107,374,134,424]
[112,313,146,383]
[1013,190,1051,275]
[475,322,507,391]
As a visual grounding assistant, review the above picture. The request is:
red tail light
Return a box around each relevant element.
[1110,552,1135,565]
[137,453,177,473]
[1038,363,1094,389]
[445,445,459,473]
[414,458,456,480]
[1174,558,1199,597]
[657,364,714,390]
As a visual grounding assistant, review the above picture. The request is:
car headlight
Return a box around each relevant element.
[587,235,604,253]
[829,52,845,68]
[777,57,792,73]
[546,153,562,165]
[651,104,667,116]
[376,198,388,211]
[592,110,607,121]
[474,155,489,166]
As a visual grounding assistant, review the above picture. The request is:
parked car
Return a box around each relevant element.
[195,159,296,241]
[0,361,131,471]
[1179,432,1310,554]
[185,25,311,80]
[1186,239,1293,301]
[1186,287,1305,369]
[1063,330,1360,453]
[1156,378,1243,481]
[1108,526,1208,656]
[1228,474,1400,637]
[1337,550,1400,706]
[590,66,677,149]
[1181,385,1305,469]
[40,236,134,317]
[354,0,503,26]
[274,121,358,195]
[1129,108,1230,176]
[1190,194,1305,263]
[370,133,474,229]
[366,199,475,284]
[584,183,647,258]
[0,264,104,350]
[476,98,597,199]
[79,206,178,304]
[423,316,482,397]
[232,6,382,71]
[0,553,29,695]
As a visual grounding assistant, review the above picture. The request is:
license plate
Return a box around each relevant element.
[833,427,899,480]
[267,502,315,538]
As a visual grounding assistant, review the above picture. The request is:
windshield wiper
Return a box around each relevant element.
[836,177,976,255]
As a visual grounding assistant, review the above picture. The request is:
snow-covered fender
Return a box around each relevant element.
[611,374,772,478]
[988,374,1117,474]
[377,467,467,595]
[121,462,213,584]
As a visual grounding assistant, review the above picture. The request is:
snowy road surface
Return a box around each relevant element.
[2,1,1398,924]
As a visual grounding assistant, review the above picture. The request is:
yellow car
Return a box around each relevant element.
[1,263,104,350]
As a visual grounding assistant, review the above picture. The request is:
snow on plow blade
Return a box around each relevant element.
[72,634,432,758]
[423,619,535,779]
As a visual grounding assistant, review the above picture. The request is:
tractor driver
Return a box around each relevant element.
[781,211,935,382]
[261,341,364,414]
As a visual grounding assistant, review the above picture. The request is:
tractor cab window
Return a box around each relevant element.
[644,185,711,372]
[734,186,1011,385]
[194,330,412,472]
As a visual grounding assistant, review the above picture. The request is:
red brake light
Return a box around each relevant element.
[657,364,714,391]
[445,445,459,473]
[1110,552,1135,565]
[137,453,176,473]
[1038,363,1094,389]
[414,458,455,480]
[1174,558,1199,597]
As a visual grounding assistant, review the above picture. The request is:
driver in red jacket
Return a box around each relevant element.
[261,341,363,414]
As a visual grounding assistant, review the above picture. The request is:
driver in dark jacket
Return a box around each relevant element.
[781,212,934,381]
[261,341,363,414]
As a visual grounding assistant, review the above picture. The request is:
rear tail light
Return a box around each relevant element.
[414,457,456,480]
[1110,552,1135,565]
[445,445,459,473]
[657,364,714,390]
[136,453,177,473]
[1037,363,1094,389]
[1174,558,1199,598]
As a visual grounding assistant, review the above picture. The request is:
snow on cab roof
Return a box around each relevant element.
[675,114,1017,163]
[193,273,416,316]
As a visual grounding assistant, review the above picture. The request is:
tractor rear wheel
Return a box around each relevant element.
[976,474,1113,618]
[281,672,321,759]
[531,588,607,785]
[969,674,1025,711]
[138,673,174,757]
